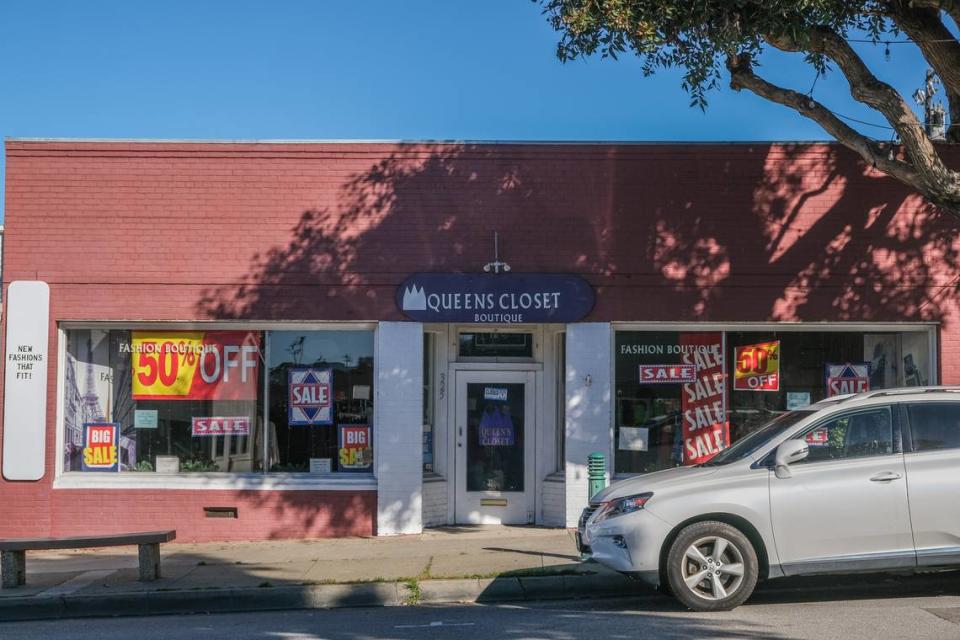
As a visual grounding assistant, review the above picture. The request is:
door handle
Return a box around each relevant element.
[870,471,903,482]
[458,426,463,447]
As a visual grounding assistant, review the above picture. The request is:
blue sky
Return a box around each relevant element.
[0,1,935,220]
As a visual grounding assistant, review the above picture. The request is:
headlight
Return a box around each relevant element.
[593,492,653,524]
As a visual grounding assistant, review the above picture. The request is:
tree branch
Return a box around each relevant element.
[890,2,960,99]
[948,90,960,142]
[764,28,960,210]
[910,0,960,32]
[726,53,923,188]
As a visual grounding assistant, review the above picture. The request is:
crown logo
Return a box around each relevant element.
[402,285,427,311]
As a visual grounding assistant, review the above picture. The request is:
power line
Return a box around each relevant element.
[845,38,959,44]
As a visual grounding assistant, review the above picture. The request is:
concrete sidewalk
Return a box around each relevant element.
[0,526,648,621]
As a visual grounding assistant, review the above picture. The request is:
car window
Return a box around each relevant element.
[794,407,894,463]
[906,403,960,452]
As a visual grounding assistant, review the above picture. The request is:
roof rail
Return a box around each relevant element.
[863,386,960,399]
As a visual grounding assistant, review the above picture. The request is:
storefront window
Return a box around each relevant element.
[63,329,263,473]
[614,328,933,475]
[423,333,435,473]
[725,331,930,440]
[615,331,726,474]
[267,331,374,473]
[459,332,533,358]
[63,327,375,475]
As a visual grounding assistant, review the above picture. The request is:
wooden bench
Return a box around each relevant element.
[0,530,176,589]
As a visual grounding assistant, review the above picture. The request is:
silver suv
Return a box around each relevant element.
[577,387,960,611]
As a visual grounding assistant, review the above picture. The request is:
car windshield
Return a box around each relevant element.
[700,410,815,466]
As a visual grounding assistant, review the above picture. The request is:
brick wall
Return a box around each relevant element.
[541,474,566,527]
[2,139,958,541]
[49,489,376,541]
[422,477,448,528]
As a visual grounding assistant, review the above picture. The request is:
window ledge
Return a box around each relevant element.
[543,472,565,483]
[53,472,378,492]
[423,472,446,483]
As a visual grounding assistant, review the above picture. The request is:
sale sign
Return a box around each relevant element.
[82,422,120,472]
[825,363,870,397]
[130,331,260,401]
[679,333,728,465]
[338,424,372,471]
[639,364,697,384]
[191,416,250,437]
[288,367,333,426]
[733,341,781,391]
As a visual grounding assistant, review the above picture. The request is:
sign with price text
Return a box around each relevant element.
[733,341,781,391]
[129,331,260,401]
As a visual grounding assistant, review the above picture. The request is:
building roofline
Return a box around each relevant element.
[4,137,843,146]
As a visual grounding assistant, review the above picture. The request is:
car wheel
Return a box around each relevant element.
[665,521,759,612]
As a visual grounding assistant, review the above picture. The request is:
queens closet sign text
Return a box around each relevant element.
[397,273,594,323]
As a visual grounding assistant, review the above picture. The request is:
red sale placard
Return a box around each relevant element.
[679,333,728,465]
[191,416,251,437]
[639,364,697,384]
[130,331,260,401]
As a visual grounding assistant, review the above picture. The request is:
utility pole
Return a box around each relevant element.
[913,69,947,141]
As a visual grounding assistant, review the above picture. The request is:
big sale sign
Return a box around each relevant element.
[82,422,119,472]
[129,331,260,401]
[339,424,372,471]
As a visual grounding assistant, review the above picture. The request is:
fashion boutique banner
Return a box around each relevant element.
[397,273,594,323]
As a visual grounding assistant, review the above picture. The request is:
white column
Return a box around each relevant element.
[375,322,424,535]
[564,323,612,527]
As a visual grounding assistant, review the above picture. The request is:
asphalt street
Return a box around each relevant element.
[3,572,960,640]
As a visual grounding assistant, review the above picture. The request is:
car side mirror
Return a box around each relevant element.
[774,439,809,479]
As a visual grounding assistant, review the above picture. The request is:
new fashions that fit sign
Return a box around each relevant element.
[397,273,595,323]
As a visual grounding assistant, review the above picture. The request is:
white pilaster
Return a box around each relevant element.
[564,323,613,527]
[375,322,424,535]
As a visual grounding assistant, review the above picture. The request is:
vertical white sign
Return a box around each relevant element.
[2,281,50,481]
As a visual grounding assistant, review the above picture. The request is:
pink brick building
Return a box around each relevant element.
[0,140,954,541]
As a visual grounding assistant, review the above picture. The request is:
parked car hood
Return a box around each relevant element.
[590,465,721,504]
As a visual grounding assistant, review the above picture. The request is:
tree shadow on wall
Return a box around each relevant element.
[199,142,960,326]
[194,142,960,537]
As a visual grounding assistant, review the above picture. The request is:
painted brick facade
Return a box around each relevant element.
[2,139,958,541]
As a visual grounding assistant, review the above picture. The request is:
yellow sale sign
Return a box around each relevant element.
[733,341,780,391]
[129,331,260,400]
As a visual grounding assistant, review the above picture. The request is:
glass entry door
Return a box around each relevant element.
[454,370,536,524]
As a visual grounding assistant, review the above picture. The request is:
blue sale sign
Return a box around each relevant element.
[397,273,594,323]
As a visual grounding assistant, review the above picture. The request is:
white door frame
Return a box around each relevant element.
[453,369,537,524]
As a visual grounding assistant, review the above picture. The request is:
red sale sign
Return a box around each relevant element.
[130,331,260,401]
[639,364,697,384]
[191,416,251,437]
[679,333,728,465]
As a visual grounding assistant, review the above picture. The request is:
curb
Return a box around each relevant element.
[0,573,654,622]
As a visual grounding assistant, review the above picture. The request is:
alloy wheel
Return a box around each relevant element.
[679,535,746,601]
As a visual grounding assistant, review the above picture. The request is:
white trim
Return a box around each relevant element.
[53,472,377,491]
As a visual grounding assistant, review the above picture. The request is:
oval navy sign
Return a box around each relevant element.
[397,273,595,323]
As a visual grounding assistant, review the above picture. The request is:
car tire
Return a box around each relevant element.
[665,521,759,612]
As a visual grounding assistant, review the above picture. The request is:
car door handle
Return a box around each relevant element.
[869,472,903,482]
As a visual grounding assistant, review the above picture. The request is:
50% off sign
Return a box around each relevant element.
[129,331,260,401]
[733,341,781,391]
